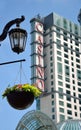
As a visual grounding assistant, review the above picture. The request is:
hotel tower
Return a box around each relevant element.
[30,9,81,123]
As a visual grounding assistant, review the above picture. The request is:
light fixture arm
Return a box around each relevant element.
[0,15,25,41]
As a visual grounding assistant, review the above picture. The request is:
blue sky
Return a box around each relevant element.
[0,0,81,129]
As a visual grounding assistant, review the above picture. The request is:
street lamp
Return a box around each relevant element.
[1,16,42,110]
[0,16,27,54]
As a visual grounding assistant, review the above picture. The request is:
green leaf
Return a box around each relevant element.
[2,84,42,98]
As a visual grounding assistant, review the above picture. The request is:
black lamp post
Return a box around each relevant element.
[0,16,27,54]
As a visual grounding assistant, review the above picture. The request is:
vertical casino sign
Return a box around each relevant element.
[30,19,44,91]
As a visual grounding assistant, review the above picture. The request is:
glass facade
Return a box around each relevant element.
[57,120,81,130]
[16,110,57,130]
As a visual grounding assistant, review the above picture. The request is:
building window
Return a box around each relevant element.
[63,31,67,41]
[64,42,68,52]
[56,19,60,26]
[74,105,77,110]
[79,107,81,111]
[56,27,60,38]
[70,22,72,32]
[78,94,81,98]
[52,100,54,105]
[76,53,80,58]
[76,58,80,63]
[63,19,67,29]
[73,92,76,97]
[74,25,78,35]
[59,101,64,106]
[57,56,62,61]
[64,59,69,64]
[71,62,74,66]
[70,35,72,43]
[51,75,53,79]
[52,114,55,120]
[64,46,68,52]
[78,88,81,92]
[75,42,79,46]
[77,70,81,80]
[59,108,64,113]
[57,62,62,74]
[75,36,78,41]
[57,39,61,44]
[50,39,52,43]
[72,74,75,78]
[50,62,53,67]
[64,54,68,58]
[64,42,68,46]
[76,64,80,69]
[71,57,73,60]
[52,107,55,112]
[66,84,70,88]
[72,80,75,84]
[50,51,53,55]
[67,110,72,115]
[58,87,63,93]
[60,114,65,122]
[72,68,74,72]
[57,39,61,49]
[56,27,60,32]
[71,45,73,49]
[79,100,81,105]
[58,75,62,80]
[36,99,40,110]
[80,114,81,118]
[50,68,53,73]
[67,103,71,108]
[51,88,54,92]
[67,96,71,101]
[68,117,72,120]
[50,56,53,61]
[59,94,63,99]
[65,77,70,82]
[57,50,61,55]
[75,112,77,116]
[58,81,63,86]
[66,90,70,95]
[65,65,70,76]
[74,99,76,103]
[56,33,60,38]
[71,50,73,55]
[50,45,53,49]
[51,81,54,85]
[73,86,75,90]
[75,47,79,57]
[51,94,54,98]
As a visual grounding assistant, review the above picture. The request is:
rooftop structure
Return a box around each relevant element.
[57,119,81,130]
[16,110,57,130]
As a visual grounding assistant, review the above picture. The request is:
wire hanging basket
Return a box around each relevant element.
[2,62,42,110]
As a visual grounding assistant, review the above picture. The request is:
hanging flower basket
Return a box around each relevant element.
[2,84,42,110]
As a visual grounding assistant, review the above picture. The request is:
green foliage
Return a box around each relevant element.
[2,84,42,98]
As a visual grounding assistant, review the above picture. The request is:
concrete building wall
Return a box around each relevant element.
[30,12,81,123]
